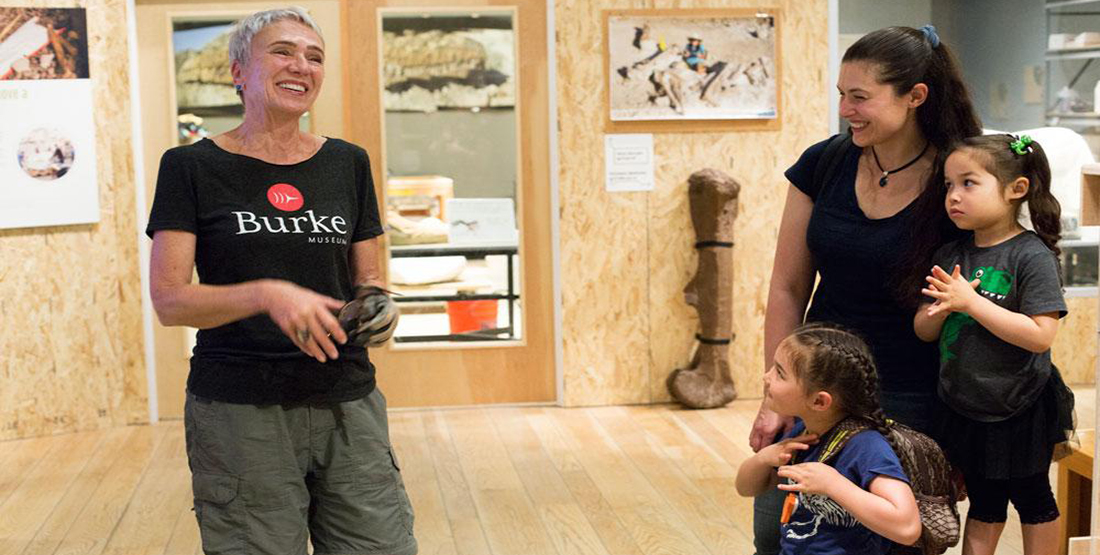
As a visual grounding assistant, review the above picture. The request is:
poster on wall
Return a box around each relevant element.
[607,10,778,121]
[0,7,97,230]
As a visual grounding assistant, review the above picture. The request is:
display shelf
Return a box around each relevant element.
[1049,112,1100,117]
[388,242,519,343]
[1047,47,1100,61]
[1048,0,1100,10]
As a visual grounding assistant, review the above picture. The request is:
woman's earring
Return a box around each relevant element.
[235,84,243,92]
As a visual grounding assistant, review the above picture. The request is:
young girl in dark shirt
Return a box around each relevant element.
[915,135,1075,555]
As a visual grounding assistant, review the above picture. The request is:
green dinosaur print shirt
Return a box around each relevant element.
[930,231,1066,422]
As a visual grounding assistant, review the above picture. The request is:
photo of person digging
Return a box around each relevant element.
[683,32,708,75]
[608,13,777,120]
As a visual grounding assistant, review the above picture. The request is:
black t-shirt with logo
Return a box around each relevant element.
[146,138,384,405]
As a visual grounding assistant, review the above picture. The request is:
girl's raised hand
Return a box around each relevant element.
[757,433,818,467]
[777,462,846,496]
[922,264,981,317]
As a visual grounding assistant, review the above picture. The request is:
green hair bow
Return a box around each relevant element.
[1010,135,1033,156]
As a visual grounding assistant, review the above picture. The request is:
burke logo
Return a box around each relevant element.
[267,183,304,212]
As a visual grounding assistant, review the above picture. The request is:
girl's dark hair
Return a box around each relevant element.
[782,323,896,451]
[949,134,1062,256]
[843,26,982,306]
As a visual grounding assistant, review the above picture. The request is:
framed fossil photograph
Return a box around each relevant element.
[605,9,780,127]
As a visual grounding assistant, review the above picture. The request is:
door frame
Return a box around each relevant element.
[342,0,558,407]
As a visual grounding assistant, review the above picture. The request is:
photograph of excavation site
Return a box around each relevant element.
[0,7,89,80]
[608,12,777,121]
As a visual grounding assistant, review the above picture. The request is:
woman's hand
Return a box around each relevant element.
[777,462,846,497]
[749,405,796,452]
[261,280,349,362]
[756,433,818,467]
[922,264,981,317]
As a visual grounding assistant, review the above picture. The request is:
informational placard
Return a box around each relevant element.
[605,133,654,192]
[446,198,518,245]
[0,8,98,230]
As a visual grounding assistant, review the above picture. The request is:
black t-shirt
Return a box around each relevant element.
[784,135,939,394]
[146,137,384,405]
[931,231,1067,422]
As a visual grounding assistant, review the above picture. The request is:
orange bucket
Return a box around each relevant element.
[446,300,499,333]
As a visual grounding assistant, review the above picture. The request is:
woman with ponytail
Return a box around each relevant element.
[749,25,981,555]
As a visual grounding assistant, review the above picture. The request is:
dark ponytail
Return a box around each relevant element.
[843,26,982,306]
[950,134,1062,256]
[784,323,898,452]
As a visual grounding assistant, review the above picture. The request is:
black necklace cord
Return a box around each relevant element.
[870,141,930,187]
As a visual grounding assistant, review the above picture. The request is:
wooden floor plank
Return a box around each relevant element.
[548,408,707,555]
[51,424,168,555]
[159,501,201,555]
[100,424,193,555]
[593,406,747,555]
[443,409,558,555]
[422,410,493,555]
[525,409,644,555]
[0,429,105,555]
[0,435,57,509]
[19,427,138,555]
[388,411,457,555]
[633,407,756,545]
[492,408,610,555]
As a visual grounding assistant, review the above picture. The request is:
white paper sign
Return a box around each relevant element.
[605,134,654,192]
[0,79,98,229]
[446,198,518,245]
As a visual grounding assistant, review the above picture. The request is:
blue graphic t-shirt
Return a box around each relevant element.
[779,421,909,555]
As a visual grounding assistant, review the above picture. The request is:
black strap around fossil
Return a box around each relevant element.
[695,240,733,249]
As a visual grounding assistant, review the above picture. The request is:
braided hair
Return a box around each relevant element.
[782,323,898,452]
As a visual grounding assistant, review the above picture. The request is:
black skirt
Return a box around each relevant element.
[934,366,1077,480]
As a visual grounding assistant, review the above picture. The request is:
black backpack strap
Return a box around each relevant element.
[811,133,853,195]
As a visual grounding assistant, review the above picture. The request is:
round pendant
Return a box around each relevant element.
[879,175,888,187]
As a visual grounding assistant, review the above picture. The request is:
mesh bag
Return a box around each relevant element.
[818,418,961,555]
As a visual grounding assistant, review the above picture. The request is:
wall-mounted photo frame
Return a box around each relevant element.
[0,7,99,230]
[604,8,781,133]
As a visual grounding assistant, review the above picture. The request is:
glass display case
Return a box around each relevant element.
[379,9,522,344]
[1046,1,1100,136]
[1061,238,1099,291]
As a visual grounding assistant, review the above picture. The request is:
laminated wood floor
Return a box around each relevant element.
[0,388,1094,555]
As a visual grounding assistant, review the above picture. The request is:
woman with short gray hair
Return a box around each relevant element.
[146,7,416,554]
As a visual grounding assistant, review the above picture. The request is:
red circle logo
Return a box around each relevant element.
[267,183,304,212]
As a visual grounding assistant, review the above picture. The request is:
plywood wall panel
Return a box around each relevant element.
[1053,295,1098,386]
[558,0,829,406]
[0,0,147,440]
[556,0,652,407]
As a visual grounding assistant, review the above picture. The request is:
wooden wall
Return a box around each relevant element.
[557,0,830,406]
[1053,296,1098,385]
[0,0,147,440]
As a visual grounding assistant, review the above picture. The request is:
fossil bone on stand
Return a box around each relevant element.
[667,168,740,409]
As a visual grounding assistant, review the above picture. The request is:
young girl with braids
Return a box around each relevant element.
[914,134,1075,555]
[737,324,921,554]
